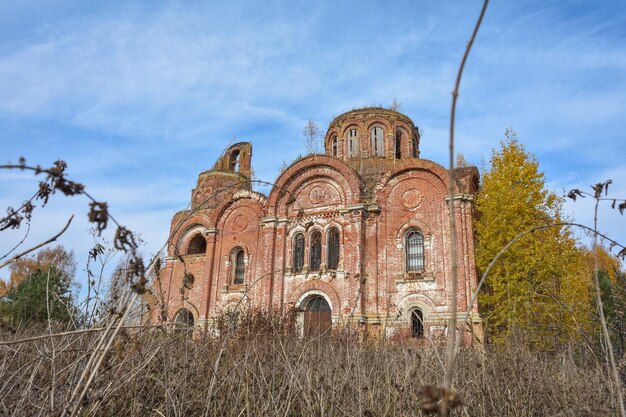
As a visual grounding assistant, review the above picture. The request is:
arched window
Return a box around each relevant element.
[293,233,305,273]
[331,136,338,156]
[410,309,424,338]
[371,126,384,157]
[306,296,330,312]
[229,150,240,171]
[327,228,340,270]
[174,308,194,327]
[395,130,402,159]
[187,234,206,255]
[310,231,322,271]
[411,137,418,158]
[232,248,245,284]
[405,230,425,271]
[347,128,359,157]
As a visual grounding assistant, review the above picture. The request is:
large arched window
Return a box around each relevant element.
[187,234,206,255]
[410,308,424,338]
[371,126,385,157]
[331,136,338,156]
[310,231,322,271]
[395,130,402,159]
[347,128,359,157]
[405,230,425,271]
[327,228,340,270]
[293,233,305,273]
[232,247,245,284]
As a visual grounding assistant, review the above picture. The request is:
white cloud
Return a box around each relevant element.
[1,0,626,278]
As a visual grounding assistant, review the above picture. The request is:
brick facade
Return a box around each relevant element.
[157,107,481,340]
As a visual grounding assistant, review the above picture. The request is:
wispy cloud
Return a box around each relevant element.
[1,0,625,277]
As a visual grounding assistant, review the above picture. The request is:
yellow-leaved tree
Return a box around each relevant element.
[475,130,593,347]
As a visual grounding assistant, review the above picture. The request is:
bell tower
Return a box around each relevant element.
[190,142,253,210]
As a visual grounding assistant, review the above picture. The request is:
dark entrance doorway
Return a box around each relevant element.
[303,296,332,336]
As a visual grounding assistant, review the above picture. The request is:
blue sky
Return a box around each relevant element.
[1,0,625,287]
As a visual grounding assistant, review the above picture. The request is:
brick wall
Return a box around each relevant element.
[156,108,481,341]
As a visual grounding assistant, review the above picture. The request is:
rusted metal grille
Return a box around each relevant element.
[411,309,424,338]
[406,230,424,271]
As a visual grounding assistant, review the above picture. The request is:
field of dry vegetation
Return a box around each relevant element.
[0,310,620,417]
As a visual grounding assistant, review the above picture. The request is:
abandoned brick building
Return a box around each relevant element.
[158,107,481,339]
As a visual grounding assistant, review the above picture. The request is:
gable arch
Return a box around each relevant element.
[209,191,267,226]
[268,155,362,216]
[373,159,458,200]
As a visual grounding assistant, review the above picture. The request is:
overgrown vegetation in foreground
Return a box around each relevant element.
[0,310,619,417]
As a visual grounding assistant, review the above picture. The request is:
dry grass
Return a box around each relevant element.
[0,310,619,417]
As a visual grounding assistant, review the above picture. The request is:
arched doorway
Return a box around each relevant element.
[173,308,194,329]
[303,296,332,336]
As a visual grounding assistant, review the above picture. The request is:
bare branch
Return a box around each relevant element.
[441,1,489,416]
[0,215,74,270]
[0,223,30,261]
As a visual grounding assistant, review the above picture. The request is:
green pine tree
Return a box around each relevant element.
[0,266,77,326]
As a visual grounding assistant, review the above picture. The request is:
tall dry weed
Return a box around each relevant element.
[0,309,617,417]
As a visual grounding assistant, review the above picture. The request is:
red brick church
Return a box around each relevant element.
[157,107,481,339]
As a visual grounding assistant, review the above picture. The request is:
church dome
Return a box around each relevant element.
[324,107,420,161]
